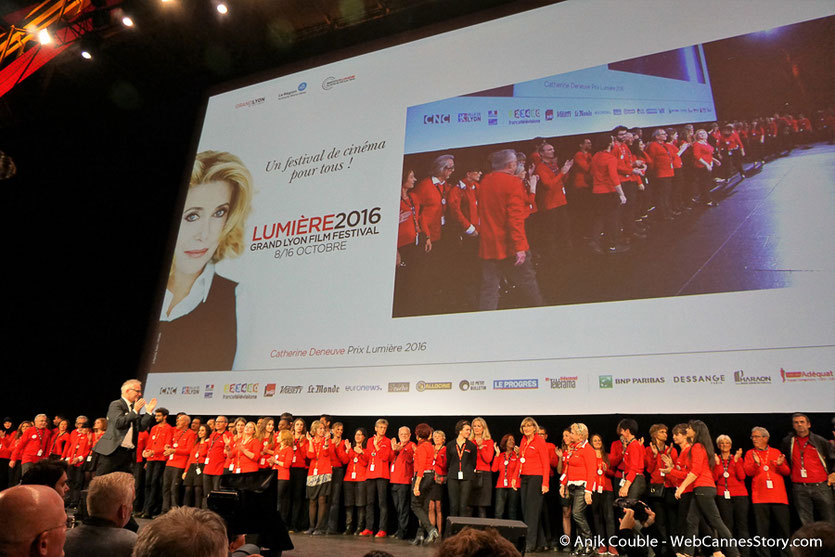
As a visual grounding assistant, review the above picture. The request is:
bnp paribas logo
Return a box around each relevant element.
[599,375,613,389]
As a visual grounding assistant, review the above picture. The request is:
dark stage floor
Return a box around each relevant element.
[534,142,835,307]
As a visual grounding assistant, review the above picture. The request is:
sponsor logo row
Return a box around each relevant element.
[421,106,712,126]
[154,368,832,399]
[234,74,356,109]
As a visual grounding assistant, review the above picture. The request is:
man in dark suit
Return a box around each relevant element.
[63,472,137,557]
[94,379,157,476]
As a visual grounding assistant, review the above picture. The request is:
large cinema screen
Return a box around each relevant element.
[143,0,835,416]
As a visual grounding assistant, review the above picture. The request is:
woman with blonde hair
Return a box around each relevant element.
[517,417,550,554]
[151,150,254,372]
[469,417,495,518]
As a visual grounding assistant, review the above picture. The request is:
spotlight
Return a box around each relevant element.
[38,28,53,45]
[122,16,134,27]
[81,50,92,60]
[216,3,228,14]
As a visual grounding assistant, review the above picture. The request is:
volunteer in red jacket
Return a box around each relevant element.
[62,419,90,508]
[273,429,295,527]
[410,155,455,314]
[10,413,51,475]
[343,427,369,536]
[560,423,598,556]
[492,434,520,520]
[533,142,574,264]
[230,421,261,477]
[693,129,721,207]
[0,418,13,490]
[289,418,310,532]
[781,413,835,525]
[394,169,421,317]
[141,407,172,518]
[446,160,482,312]
[589,134,628,254]
[569,138,593,241]
[429,430,447,539]
[615,418,645,498]
[675,421,739,557]
[516,417,550,555]
[645,128,675,221]
[410,423,439,545]
[469,417,495,518]
[162,413,196,513]
[661,423,693,556]
[325,422,350,535]
[361,418,392,537]
[744,426,791,557]
[49,419,70,458]
[645,424,678,557]
[202,416,230,509]
[182,423,209,507]
[390,426,416,539]
[478,149,544,310]
[590,434,617,556]
[305,420,332,535]
[714,434,750,557]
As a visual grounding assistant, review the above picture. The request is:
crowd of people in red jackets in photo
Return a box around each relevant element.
[395,109,835,317]
[2,405,834,556]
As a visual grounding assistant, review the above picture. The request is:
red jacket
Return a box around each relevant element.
[447,179,479,234]
[203,431,233,476]
[12,426,51,464]
[307,437,332,476]
[274,445,293,480]
[478,170,529,260]
[474,439,494,472]
[185,439,210,468]
[621,438,645,483]
[63,430,91,467]
[667,445,695,494]
[434,445,448,476]
[591,151,620,194]
[147,423,173,462]
[595,455,614,492]
[645,444,678,487]
[613,142,634,181]
[412,176,447,241]
[517,435,550,488]
[413,440,434,476]
[0,431,15,459]
[744,447,790,504]
[329,438,350,469]
[49,431,70,457]
[688,443,715,488]
[713,454,748,497]
[398,194,419,248]
[345,446,369,481]
[561,440,598,492]
[136,431,149,463]
[645,141,675,178]
[291,435,309,469]
[534,160,568,210]
[364,436,392,480]
[391,441,416,484]
[492,450,520,488]
[692,142,715,169]
[166,428,197,469]
[230,437,261,474]
[571,151,592,189]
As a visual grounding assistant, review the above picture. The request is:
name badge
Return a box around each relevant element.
[196,467,202,475]
[370,463,375,472]
[766,480,774,489]
[37,450,43,457]
[619,479,626,487]
[235,467,241,474]
[351,471,357,479]
[229,464,234,471]
[169,454,173,460]
[205,458,210,466]
[597,485,603,494]
[87,455,92,462]
[724,490,730,499]
[800,469,807,478]
[260,458,266,466]
[458,471,464,480]
[313,468,318,476]
[504,478,508,487]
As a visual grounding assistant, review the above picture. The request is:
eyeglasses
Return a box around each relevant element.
[443,165,454,170]
[127,388,141,394]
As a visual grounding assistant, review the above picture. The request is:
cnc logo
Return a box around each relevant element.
[158,387,177,395]
[492,379,538,390]
[388,382,410,393]
[599,375,613,389]
[264,384,276,397]
[424,114,451,124]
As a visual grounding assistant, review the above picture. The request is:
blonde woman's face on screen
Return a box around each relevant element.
[174,180,233,277]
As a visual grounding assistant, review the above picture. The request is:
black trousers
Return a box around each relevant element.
[447,477,472,517]
[325,466,345,533]
[495,487,519,520]
[753,503,790,557]
[365,477,389,533]
[95,447,135,476]
[162,465,184,512]
[143,460,165,515]
[411,474,434,533]
[520,475,544,552]
[717,494,750,557]
[684,486,738,557]
[592,490,615,545]
[289,467,309,531]
[391,483,411,536]
[202,473,223,510]
[569,485,592,541]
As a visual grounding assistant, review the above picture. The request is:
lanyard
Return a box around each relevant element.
[756,448,772,478]
[404,195,419,245]
[722,456,731,490]
[796,437,809,470]
[35,428,47,453]
[456,441,466,472]
[208,432,224,454]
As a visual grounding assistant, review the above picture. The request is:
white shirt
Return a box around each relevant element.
[119,397,135,450]
[160,263,216,322]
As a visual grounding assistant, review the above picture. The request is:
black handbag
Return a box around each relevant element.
[649,483,665,498]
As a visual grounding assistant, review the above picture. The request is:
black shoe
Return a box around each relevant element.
[424,529,440,545]
[343,528,354,536]
[411,534,425,545]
